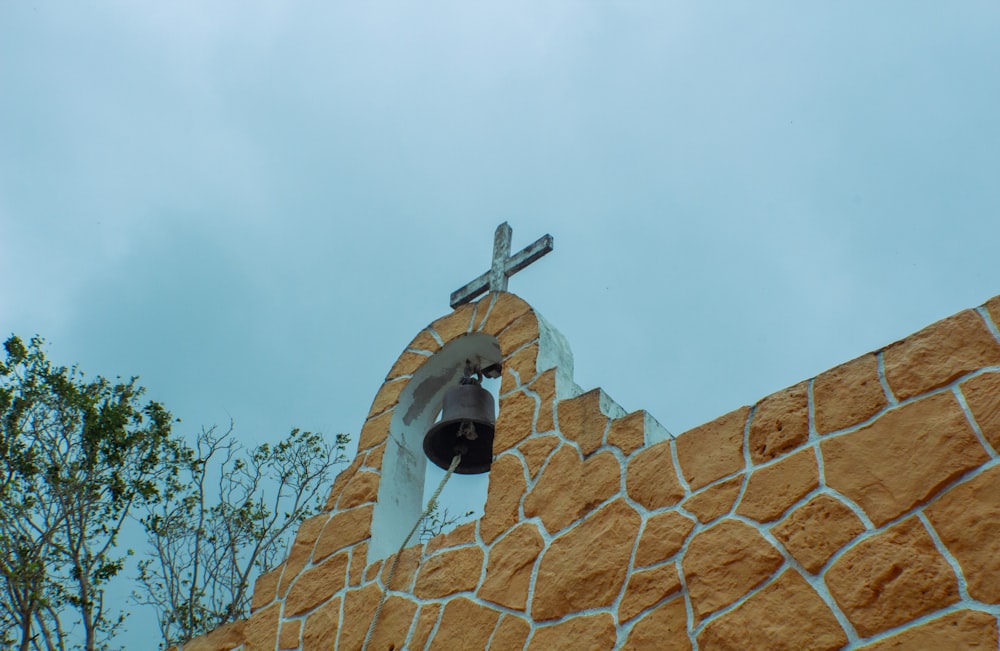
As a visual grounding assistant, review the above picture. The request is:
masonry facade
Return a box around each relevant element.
[176,292,1000,650]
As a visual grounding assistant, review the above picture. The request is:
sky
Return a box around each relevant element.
[2,1,1000,647]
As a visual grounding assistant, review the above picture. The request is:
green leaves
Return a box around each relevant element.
[0,334,179,651]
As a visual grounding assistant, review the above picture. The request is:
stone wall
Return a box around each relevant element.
[176,292,1000,650]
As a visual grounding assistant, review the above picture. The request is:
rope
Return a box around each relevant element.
[360,453,462,651]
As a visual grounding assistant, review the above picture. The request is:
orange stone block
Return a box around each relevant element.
[623,599,690,651]
[771,494,865,574]
[822,393,989,526]
[681,475,743,524]
[336,470,379,510]
[182,620,246,651]
[517,434,560,479]
[279,513,331,595]
[825,517,959,637]
[364,559,383,583]
[634,511,696,568]
[348,542,367,586]
[385,349,431,380]
[813,353,887,434]
[504,342,539,385]
[313,505,373,562]
[244,603,280,651]
[366,377,407,419]
[607,410,648,456]
[480,292,532,336]
[302,596,340,651]
[429,301,476,343]
[986,294,1000,331]
[363,444,384,470]
[490,614,531,650]
[557,389,610,457]
[365,595,417,651]
[626,440,686,511]
[497,312,540,355]
[250,566,281,611]
[428,597,501,651]
[424,520,476,556]
[278,620,301,650]
[697,570,847,651]
[736,448,818,523]
[336,584,380,651]
[480,453,527,544]
[407,328,441,353]
[285,551,349,616]
[357,409,392,451]
[494,390,537,452]
[413,545,484,599]
[619,563,683,623]
[883,308,1000,400]
[324,456,363,510]
[961,370,1000,452]
[682,519,784,620]
[530,368,558,433]
[408,603,441,651]
[478,522,545,610]
[379,544,423,593]
[527,613,617,651]
[532,499,641,621]
[749,381,809,464]
[856,610,998,651]
[676,406,749,490]
[523,446,620,534]
[925,465,1000,603]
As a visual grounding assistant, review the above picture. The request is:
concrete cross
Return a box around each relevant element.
[450,222,554,309]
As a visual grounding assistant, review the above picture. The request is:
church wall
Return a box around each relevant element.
[175,292,1000,650]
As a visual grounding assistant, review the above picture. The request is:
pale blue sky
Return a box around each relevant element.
[2,1,999,647]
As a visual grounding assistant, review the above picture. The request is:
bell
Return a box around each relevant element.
[423,380,496,474]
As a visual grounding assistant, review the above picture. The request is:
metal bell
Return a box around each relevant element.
[423,379,496,474]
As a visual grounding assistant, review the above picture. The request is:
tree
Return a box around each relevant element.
[418,504,474,544]
[134,424,349,647]
[0,335,176,651]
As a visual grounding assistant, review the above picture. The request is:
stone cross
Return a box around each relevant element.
[450,222,554,308]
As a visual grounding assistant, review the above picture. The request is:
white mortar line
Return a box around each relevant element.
[403,347,435,357]
[729,405,756,516]
[846,602,1000,650]
[821,486,875,531]
[913,457,999,515]
[976,305,1000,344]
[916,512,973,602]
[739,513,860,645]
[419,604,445,651]
[333,587,347,651]
[953,385,999,458]
[426,327,443,348]
[482,612,506,650]
[398,600,423,651]
[609,502,645,634]
[616,593,687,644]
[475,293,499,332]
[690,561,789,641]
[876,350,898,405]
[674,513,710,649]
[668,437,692,496]
[467,300,481,335]
[807,377,819,442]
[499,367,522,399]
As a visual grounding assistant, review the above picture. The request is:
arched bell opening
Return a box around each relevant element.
[368,333,501,563]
